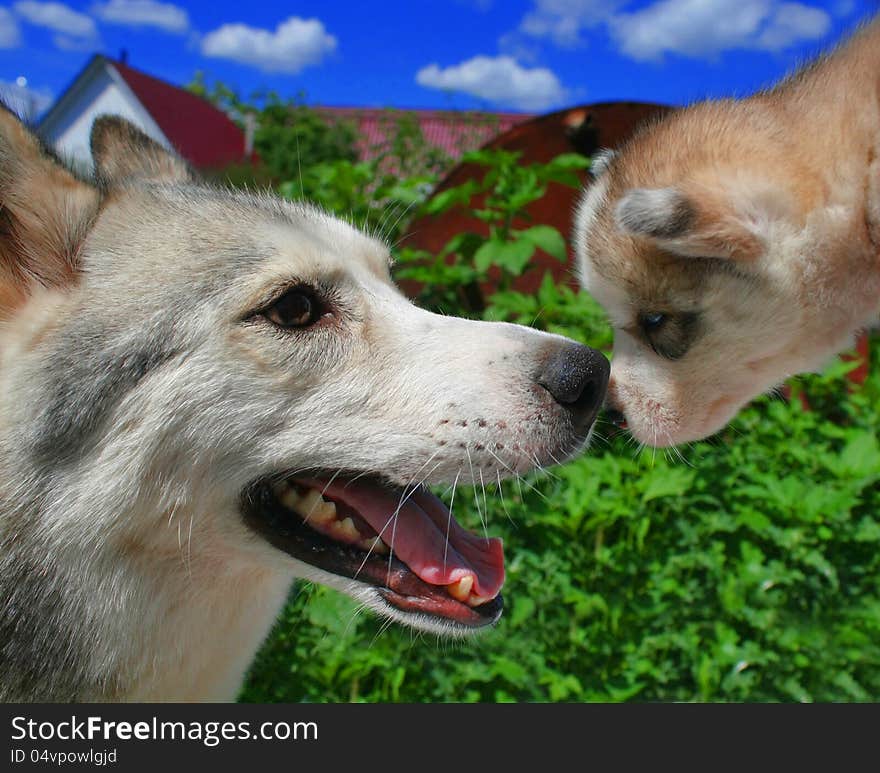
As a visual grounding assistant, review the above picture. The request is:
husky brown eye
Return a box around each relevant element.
[264,287,323,329]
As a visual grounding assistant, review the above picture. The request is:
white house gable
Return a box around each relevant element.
[39,59,170,172]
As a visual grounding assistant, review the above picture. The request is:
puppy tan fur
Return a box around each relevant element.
[0,110,608,701]
[575,15,880,447]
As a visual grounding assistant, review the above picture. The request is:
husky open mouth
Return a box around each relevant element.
[242,474,505,629]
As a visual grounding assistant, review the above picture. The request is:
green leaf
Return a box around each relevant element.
[473,238,536,274]
[516,225,568,261]
[441,231,485,260]
[510,597,537,628]
[837,431,880,478]
[642,467,696,502]
[422,181,477,214]
[546,152,591,170]
[491,657,529,685]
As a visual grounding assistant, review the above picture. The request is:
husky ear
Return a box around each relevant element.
[0,104,100,313]
[615,186,763,261]
[90,115,193,186]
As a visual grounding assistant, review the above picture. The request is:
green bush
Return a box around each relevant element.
[188,75,358,182]
[240,143,880,703]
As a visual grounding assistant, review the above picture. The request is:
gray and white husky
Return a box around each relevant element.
[0,109,608,701]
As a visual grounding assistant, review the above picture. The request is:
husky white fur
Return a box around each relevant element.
[574,15,880,447]
[0,110,608,701]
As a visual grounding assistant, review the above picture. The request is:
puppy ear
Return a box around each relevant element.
[615,186,763,261]
[0,104,100,314]
[90,115,193,186]
[589,148,616,177]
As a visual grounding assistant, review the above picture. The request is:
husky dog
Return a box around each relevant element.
[0,109,608,701]
[574,15,880,447]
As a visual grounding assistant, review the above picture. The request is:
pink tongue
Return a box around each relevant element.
[308,477,505,599]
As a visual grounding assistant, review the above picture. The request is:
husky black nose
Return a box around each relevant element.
[538,344,610,431]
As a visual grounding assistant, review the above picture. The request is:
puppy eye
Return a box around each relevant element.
[263,287,324,329]
[639,312,666,332]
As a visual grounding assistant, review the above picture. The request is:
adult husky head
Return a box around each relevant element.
[0,109,608,700]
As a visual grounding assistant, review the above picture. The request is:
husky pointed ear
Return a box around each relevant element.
[90,115,193,186]
[0,104,100,314]
[615,187,763,261]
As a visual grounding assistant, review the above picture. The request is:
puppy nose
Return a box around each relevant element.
[537,343,609,430]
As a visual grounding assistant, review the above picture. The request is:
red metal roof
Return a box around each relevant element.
[402,102,674,296]
[315,106,531,162]
[111,59,246,169]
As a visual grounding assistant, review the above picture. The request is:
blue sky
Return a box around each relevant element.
[0,0,877,119]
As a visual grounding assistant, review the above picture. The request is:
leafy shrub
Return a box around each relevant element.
[187,75,358,182]
[241,139,880,703]
[396,148,590,318]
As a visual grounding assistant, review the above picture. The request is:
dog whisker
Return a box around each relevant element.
[495,469,517,529]
[384,453,443,585]
[185,514,194,580]
[443,469,461,573]
[320,468,345,497]
[463,445,489,542]
[483,445,551,504]
[385,198,419,244]
[369,615,396,649]
[342,599,371,640]
[478,468,489,543]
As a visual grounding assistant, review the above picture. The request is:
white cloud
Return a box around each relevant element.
[0,8,21,48]
[756,3,830,50]
[416,55,568,111]
[519,0,624,47]
[200,16,337,74]
[14,1,97,38]
[91,0,189,34]
[53,32,98,50]
[0,78,53,120]
[610,0,830,61]
[498,31,541,63]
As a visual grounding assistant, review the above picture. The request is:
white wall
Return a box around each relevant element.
[40,66,169,172]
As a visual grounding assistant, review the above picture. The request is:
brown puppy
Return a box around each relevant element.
[574,15,880,447]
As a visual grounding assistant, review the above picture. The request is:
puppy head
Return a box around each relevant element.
[574,103,880,447]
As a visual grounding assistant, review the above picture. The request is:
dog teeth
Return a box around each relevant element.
[447,575,473,602]
[312,501,338,525]
[297,488,323,516]
[355,535,388,555]
[334,516,359,541]
[277,485,335,522]
[359,536,389,555]
[274,483,388,554]
[447,575,495,606]
[293,489,325,521]
[279,487,302,510]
